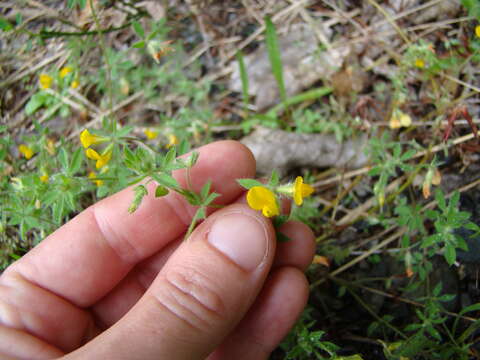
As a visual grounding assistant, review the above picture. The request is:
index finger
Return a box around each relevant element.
[3,141,256,307]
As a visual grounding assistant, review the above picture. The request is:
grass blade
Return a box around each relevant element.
[236,50,250,116]
[265,16,286,103]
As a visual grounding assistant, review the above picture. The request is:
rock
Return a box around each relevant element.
[240,126,368,175]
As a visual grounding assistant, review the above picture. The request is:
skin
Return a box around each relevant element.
[0,141,315,359]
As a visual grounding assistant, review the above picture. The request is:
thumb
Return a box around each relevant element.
[69,204,276,360]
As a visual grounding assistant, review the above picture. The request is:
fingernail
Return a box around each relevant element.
[208,212,268,271]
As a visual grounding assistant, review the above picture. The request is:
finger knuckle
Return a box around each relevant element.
[153,266,226,332]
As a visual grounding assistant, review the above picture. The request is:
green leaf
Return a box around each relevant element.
[459,302,480,316]
[151,173,178,189]
[265,16,286,102]
[163,146,177,168]
[69,147,83,174]
[25,93,47,115]
[155,185,169,197]
[200,180,212,199]
[269,170,279,187]
[444,243,456,266]
[237,178,264,190]
[128,185,148,213]
[132,21,145,38]
[58,148,69,171]
[0,17,13,31]
[204,192,220,206]
[132,41,146,49]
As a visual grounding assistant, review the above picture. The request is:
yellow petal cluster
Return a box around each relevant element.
[389,110,412,129]
[414,59,425,68]
[88,171,103,187]
[59,66,73,79]
[166,134,179,149]
[80,129,107,148]
[40,173,49,183]
[71,79,80,89]
[18,144,34,159]
[39,74,53,89]
[86,148,112,169]
[144,129,158,140]
[476,25,480,38]
[246,186,280,218]
[293,176,315,206]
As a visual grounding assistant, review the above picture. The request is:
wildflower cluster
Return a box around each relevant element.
[38,66,79,90]
[238,174,315,218]
[80,129,111,186]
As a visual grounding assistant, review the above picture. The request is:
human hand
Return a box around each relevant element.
[0,141,315,360]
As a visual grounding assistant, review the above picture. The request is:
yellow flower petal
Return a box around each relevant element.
[95,149,112,169]
[18,144,34,159]
[88,171,103,187]
[85,148,100,160]
[59,66,73,78]
[166,134,179,149]
[293,176,314,206]
[415,59,425,68]
[40,173,49,183]
[71,79,80,89]
[39,74,53,89]
[476,25,480,39]
[246,186,279,218]
[80,129,107,148]
[144,129,158,140]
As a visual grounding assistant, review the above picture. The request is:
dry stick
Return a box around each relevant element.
[68,88,102,114]
[0,51,66,89]
[68,91,144,139]
[313,128,480,188]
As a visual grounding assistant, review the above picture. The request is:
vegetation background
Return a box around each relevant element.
[2,0,480,359]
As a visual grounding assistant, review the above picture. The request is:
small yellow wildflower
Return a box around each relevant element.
[389,110,411,129]
[86,148,112,169]
[71,79,80,89]
[414,59,425,68]
[80,129,108,148]
[88,171,103,187]
[144,129,158,140]
[166,134,179,149]
[476,25,480,38]
[46,138,56,155]
[39,74,53,89]
[246,186,280,218]
[18,144,34,159]
[59,66,73,79]
[39,173,49,183]
[293,176,315,206]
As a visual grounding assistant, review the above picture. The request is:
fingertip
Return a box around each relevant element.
[274,221,316,271]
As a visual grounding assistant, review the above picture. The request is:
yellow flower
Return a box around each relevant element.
[39,173,49,183]
[293,176,315,206]
[59,66,73,78]
[71,79,80,89]
[39,74,53,89]
[80,129,108,148]
[414,59,425,68]
[389,110,411,129]
[88,171,103,187]
[18,144,34,159]
[46,138,56,155]
[166,134,179,149]
[246,186,280,218]
[144,129,158,140]
[476,25,480,38]
[86,148,112,169]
